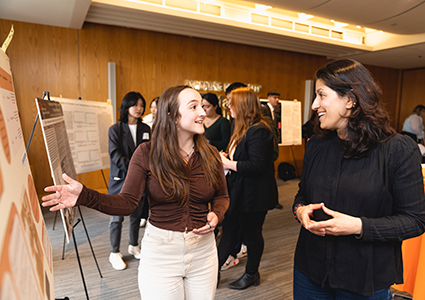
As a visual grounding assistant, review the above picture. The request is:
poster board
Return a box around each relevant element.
[260,99,302,146]
[50,97,113,174]
[35,98,77,243]
[0,50,54,299]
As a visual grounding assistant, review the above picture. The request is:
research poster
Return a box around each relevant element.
[0,50,54,300]
[260,99,302,146]
[50,97,113,174]
[35,98,77,244]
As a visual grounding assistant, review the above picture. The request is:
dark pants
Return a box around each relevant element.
[109,195,146,253]
[293,267,392,300]
[217,210,267,275]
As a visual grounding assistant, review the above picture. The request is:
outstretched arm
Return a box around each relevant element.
[41,173,83,211]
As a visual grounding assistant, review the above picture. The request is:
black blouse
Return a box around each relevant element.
[293,133,425,296]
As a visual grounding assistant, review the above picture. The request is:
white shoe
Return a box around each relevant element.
[221,255,239,271]
[140,219,147,227]
[109,252,126,270]
[237,244,247,258]
[128,245,142,259]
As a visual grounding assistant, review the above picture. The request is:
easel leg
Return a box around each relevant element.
[290,145,300,177]
[62,231,66,260]
[78,206,103,278]
[53,210,58,230]
[72,219,90,300]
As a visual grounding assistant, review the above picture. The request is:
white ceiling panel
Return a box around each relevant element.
[2,0,425,69]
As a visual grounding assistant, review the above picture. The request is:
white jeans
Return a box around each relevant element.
[138,222,218,300]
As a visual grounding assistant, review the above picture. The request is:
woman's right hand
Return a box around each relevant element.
[41,173,83,211]
[296,203,326,236]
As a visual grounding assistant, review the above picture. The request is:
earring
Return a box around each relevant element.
[353,102,357,108]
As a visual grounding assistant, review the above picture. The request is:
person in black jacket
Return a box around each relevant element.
[293,59,425,299]
[218,87,278,290]
[108,91,151,270]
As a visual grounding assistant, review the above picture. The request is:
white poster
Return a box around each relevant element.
[50,97,113,174]
[0,50,54,300]
[260,99,302,146]
[35,98,77,243]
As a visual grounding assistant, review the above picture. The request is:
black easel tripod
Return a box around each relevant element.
[30,92,102,300]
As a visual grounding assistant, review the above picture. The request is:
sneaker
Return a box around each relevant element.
[237,244,247,259]
[109,252,126,270]
[221,255,239,271]
[140,218,147,227]
[128,245,142,259]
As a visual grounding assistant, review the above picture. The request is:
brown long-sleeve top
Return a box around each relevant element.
[76,141,230,232]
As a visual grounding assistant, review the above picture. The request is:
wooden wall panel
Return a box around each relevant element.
[0,19,403,196]
[0,20,80,197]
[399,69,425,132]
[365,65,402,129]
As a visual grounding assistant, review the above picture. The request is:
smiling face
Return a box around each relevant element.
[177,89,205,138]
[312,79,353,135]
[128,99,145,124]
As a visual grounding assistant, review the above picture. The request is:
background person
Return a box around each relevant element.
[108,91,150,270]
[139,96,159,227]
[142,97,158,129]
[261,89,282,209]
[42,85,230,300]
[401,104,425,143]
[293,59,425,300]
[202,92,231,151]
[218,87,278,290]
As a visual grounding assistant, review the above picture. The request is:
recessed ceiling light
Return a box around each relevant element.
[255,4,272,12]
[298,13,313,21]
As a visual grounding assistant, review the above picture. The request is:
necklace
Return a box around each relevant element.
[181,145,195,161]
[205,115,219,127]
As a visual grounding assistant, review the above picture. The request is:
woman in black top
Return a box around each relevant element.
[293,59,425,299]
[218,87,278,290]
[202,93,231,151]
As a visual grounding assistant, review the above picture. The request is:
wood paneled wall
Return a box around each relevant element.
[398,69,425,132]
[0,19,403,197]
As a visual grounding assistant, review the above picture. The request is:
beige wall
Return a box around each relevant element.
[0,19,404,197]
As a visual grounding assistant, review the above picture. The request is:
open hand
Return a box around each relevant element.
[41,173,83,212]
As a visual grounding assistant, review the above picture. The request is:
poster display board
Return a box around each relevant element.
[35,98,77,243]
[50,97,113,174]
[0,50,54,299]
[260,99,302,146]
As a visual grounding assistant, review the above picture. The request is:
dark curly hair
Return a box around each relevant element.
[314,59,396,158]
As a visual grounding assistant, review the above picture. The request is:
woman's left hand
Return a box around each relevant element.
[307,205,363,236]
[192,212,218,235]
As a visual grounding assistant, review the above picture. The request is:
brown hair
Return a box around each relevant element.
[149,85,223,206]
[314,59,396,158]
[228,87,270,154]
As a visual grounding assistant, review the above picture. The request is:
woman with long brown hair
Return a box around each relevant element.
[218,87,278,290]
[42,85,229,299]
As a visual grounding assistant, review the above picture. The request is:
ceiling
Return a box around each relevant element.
[1,0,425,70]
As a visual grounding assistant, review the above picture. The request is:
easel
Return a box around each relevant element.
[30,92,102,300]
[290,145,300,177]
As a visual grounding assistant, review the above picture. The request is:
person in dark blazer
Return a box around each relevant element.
[108,91,151,270]
[218,87,278,289]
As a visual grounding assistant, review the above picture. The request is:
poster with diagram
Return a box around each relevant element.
[50,97,113,174]
[35,98,77,244]
[0,49,54,299]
